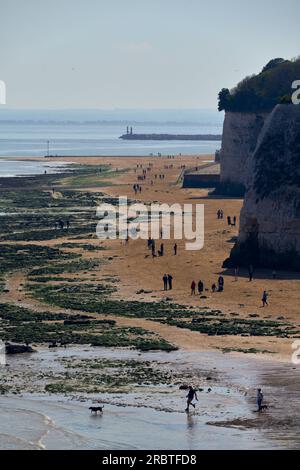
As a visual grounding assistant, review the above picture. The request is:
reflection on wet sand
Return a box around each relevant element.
[0,346,299,449]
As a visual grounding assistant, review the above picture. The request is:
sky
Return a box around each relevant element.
[1,0,300,110]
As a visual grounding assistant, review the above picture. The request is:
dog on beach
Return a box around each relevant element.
[255,404,269,413]
[259,405,269,411]
[89,406,104,414]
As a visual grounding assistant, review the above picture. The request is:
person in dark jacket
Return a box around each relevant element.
[167,274,173,290]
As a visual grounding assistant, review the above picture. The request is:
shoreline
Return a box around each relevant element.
[0,153,299,449]
[0,154,299,361]
[1,345,299,450]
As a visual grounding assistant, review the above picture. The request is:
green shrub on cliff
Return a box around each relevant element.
[218,57,300,112]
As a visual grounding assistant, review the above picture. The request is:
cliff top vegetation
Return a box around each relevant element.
[218,57,300,113]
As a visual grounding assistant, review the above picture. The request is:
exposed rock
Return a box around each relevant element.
[64,319,91,325]
[227,105,300,270]
[5,343,35,354]
[179,384,189,390]
[220,111,268,186]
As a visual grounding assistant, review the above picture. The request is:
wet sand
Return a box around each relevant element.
[29,153,300,360]
[0,154,299,449]
[1,346,299,450]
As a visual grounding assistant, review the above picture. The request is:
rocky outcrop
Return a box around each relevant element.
[227,105,300,270]
[220,111,269,186]
[5,343,35,354]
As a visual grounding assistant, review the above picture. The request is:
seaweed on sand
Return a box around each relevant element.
[0,303,176,352]
[159,317,299,338]
[0,244,78,276]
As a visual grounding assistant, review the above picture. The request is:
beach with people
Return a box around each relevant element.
[0,153,299,449]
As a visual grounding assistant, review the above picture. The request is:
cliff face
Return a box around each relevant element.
[228,105,300,270]
[220,112,269,186]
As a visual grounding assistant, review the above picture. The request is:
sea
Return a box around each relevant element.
[2,347,298,450]
[0,109,223,177]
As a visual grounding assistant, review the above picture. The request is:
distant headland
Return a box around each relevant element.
[120,126,222,141]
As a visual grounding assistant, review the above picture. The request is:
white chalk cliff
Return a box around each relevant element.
[220,112,269,186]
[227,105,300,269]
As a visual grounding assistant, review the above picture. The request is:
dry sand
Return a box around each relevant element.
[28,153,298,362]
[1,154,299,449]
[1,154,299,360]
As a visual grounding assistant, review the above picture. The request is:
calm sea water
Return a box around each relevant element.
[0,113,223,176]
[0,121,223,158]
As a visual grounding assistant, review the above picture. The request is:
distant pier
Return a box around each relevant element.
[120,126,222,141]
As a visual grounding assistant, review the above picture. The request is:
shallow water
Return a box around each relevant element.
[0,159,73,177]
[1,347,299,449]
[0,395,274,450]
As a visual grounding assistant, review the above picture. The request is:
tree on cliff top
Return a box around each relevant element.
[218,57,300,113]
[262,58,286,73]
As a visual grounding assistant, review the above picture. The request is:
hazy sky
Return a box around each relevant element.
[1,0,299,109]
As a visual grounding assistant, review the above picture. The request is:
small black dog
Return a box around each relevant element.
[260,405,268,411]
[89,406,104,414]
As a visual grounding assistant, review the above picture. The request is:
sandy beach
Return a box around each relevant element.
[32,154,300,360]
[0,154,299,449]
[2,0,299,457]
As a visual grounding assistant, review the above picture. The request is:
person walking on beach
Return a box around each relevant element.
[185,386,198,413]
[233,216,237,226]
[227,216,231,226]
[257,388,264,412]
[163,274,168,291]
[198,280,204,295]
[262,290,269,307]
[167,274,173,290]
[174,243,177,255]
[248,264,254,282]
[234,266,239,281]
[151,240,156,257]
[218,275,224,292]
[191,281,196,295]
